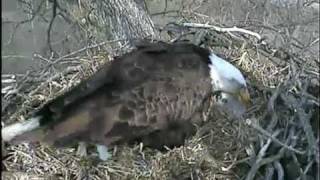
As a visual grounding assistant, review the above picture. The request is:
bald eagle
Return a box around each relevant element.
[2,41,250,160]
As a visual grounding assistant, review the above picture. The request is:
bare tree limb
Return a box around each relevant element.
[246,119,305,155]
[264,164,275,180]
[273,161,284,180]
[182,22,264,42]
[245,130,281,180]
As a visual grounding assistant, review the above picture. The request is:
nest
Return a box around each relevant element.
[2,10,319,180]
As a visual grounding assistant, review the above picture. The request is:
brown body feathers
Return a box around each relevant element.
[12,41,213,150]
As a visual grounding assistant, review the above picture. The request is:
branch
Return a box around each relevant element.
[245,130,281,180]
[245,118,305,155]
[2,171,57,179]
[264,164,275,180]
[182,22,263,41]
[28,66,80,97]
[43,39,125,69]
[47,0,58,54]
[297,80,318,157]
[273,161,284,180]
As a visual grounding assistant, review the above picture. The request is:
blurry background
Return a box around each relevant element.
[2,0,319,74]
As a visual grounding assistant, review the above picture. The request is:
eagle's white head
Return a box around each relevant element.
[208,53,251,117]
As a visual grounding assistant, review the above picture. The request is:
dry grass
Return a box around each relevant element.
[2,31,318,179]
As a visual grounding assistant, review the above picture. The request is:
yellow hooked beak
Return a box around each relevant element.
[237,88,251,108]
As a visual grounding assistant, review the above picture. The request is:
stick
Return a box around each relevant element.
[43,39,126,69]
[246,119,305,155]
[264,164,275,180]
[182,22,263,41]
[273,161,284,180]
[245,130,280,180]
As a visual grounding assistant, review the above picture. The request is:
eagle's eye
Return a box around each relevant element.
[212,90,222,100]
[221,98,228,103]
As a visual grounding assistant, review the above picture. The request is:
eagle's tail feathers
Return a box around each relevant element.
[2,116,42,142]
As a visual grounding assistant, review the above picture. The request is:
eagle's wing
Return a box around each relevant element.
[11,42,212,149]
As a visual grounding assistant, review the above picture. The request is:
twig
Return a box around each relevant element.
[245,130,280,180]
[266,83,283,131]
[43,39,125,69]
[2,79,16,84]
[303,159,314,176]
[47,0,57,54]
[221,157,251,171]
[298,80,318,157]
[291,148,305,179]
[245,127,294,180]
[246,119,305,155]
[182,22,263,41]
[296,108,317,154]
[264,164,275,180]
[28,66,80,97]
[151,10,179,16]
[2,55,31,60]
[273,161,284,180]
[33,53,52,63]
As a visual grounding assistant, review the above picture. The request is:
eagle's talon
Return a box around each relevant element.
[96,144,111,161]
[76,142,87,157]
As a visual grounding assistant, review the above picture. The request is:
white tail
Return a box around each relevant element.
[2,116,41,141]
